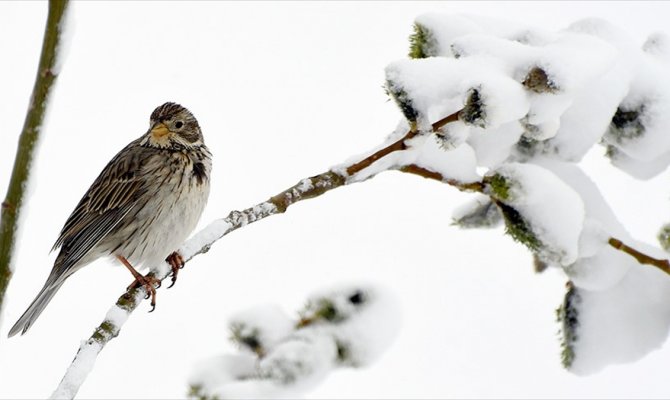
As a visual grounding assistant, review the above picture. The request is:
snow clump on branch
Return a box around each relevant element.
[187,283,400,399]
[390,13,670,375]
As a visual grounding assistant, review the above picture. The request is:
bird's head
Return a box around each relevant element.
[144,102,204,150]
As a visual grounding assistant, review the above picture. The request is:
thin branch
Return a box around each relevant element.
[51,98,670,397]
[345,128,419,176]
[401,172,670,276]
[346,109,461,176]
[608,237,670,275]
[0,0,69,317]
[399,164,484,192]
[52,107,466,399]
[51,172,346,399]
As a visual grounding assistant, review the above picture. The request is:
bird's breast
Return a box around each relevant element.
[112,149,211,270]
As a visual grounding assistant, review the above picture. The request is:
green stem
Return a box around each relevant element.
[0,0,70,317]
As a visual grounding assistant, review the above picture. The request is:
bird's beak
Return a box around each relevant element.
[150,122,170,139]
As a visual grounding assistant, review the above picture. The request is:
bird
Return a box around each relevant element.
[8,102,212,337]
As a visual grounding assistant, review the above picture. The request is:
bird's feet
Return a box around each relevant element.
[126,274,162,312]
[166,251,186,289]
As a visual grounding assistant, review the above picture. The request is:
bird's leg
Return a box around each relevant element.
[116,255,160,312]
[166,251,186,289]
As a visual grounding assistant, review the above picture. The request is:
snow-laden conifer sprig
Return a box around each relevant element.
[187,283,400,399]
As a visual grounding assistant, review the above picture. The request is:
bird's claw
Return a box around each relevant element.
[126,274,160,311]
[166,252,186,289]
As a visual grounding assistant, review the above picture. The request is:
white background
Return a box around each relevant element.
[1,1,670,398]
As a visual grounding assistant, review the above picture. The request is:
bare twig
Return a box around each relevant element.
[346,128,419,176]
[608,237,670,275]
[346,109,461,176]
[399,164,484,192]
[0,0,70,319]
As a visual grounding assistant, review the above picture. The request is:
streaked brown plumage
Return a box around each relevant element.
[8,102,211,337]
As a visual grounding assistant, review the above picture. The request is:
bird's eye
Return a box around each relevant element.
[175,120,184,129]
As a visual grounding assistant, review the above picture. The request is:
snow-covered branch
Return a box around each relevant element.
[50,109,468,399]
[51,12,670,397]
[51,171,342,399]
[187,283,400,399]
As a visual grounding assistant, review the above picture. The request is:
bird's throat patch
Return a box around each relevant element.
[150,123,171,146]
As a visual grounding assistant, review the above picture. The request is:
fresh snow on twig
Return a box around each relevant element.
[188,283,401,399]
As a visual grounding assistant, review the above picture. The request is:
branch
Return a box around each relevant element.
[399,171,670,276]
[0,0,69,317]
[345,109,461,176]
[608,237,670,275]
[51,172,345,399]
[399,164,485,193]
[51,108,465,399]
[189,284,399,399]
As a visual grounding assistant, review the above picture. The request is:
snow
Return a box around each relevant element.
[413,13,540,58]
[467,121,524,168]
[393,19,670,380]
[643,32,670,58]
[531,159,631,290]
[103,303,130,328]
[189,283,401,399]
[569,222,635,291]
[50,2,73,76]
[413,13,484,57]
[451,33,540,72]
[310,284,402,367]
[607,148,670,180]
[604,58,670,161]
[258,331,336,387]
[228,304,295,352]
[178,219,233,261]
[385,56,528,132]
[541,60,629,161]
[451,194,501,229]
[49,340,102,400]
[490,162,585,265]
[459,73,530,128]
[534,32,619,92]
[569,262,670,375]
[188,354,257,395]
[385,57,470,130]
[408,135,480,183]
[4,3,670,399]
[346,132,479,184]
[532,158,670,373]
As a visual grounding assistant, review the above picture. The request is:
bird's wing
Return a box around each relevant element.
[51,140,150,274]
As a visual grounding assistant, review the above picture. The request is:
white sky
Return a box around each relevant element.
[1,1,670,398]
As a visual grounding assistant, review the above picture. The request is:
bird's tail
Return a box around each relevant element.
[7,279,65,337]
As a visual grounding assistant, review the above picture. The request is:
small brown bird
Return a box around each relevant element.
[8,102,212,337]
